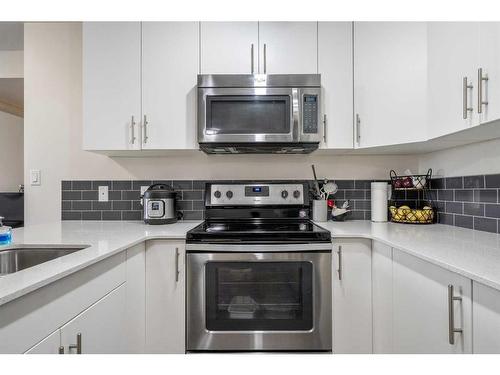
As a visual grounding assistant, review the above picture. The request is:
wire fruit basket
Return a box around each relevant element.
[388,168,436,224]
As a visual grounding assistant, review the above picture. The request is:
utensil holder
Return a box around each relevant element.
[312,200,328,222]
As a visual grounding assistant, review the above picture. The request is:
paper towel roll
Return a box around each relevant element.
[371,182,391,222]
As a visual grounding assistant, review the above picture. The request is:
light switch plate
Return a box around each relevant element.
[98,185,109,202]
[30,169,41,186]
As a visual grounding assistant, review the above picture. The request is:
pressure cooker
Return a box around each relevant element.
[142,184,178,225]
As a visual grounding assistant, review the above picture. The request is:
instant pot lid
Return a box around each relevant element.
[143,183,177,199]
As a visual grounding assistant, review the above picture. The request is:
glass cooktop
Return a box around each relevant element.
[186,220,331,244]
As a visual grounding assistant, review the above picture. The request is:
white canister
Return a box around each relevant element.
[371,182,392,222]
[312,200,328,222]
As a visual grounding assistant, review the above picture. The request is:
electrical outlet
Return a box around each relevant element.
[98,186,109,202]
[140,186,149,196]
[30,169,41,186]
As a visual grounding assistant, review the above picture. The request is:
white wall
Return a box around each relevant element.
[418,137,500,177]
[24,22,417,225]
[0,110,23,191]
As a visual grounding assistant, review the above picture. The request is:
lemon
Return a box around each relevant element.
[415,210,424,221]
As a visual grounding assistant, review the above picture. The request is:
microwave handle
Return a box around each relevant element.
[292,88,300,140]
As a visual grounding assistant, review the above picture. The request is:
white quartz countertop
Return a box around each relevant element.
[316,221,500,291]
[0,221,201,306]
[3,220,500,307]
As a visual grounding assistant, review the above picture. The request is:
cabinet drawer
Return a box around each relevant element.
[0,252,126,353]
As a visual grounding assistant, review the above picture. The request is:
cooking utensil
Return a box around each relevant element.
[311,164,321,198]
[321,180,338,200]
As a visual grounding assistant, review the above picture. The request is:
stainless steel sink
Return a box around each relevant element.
[0,246,87,276]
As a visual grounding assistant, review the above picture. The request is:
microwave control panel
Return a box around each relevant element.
[303,94,318,134]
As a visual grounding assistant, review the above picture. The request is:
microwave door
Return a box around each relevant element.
[198,87,295,144]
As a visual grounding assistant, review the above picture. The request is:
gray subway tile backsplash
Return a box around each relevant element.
[61,174,500,235]
[474,217,497,233]
[430,173,500,234]
[464,175,485,189]
[485,174,500,188]
[445,177,463,189]
[61,179,374,224]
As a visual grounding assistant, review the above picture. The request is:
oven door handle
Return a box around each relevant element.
[186,243,332,252]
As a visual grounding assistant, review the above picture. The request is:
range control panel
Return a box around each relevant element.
[209,183,305,206]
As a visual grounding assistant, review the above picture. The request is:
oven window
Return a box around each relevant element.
[206,95,290,134]
[205,261,313,331]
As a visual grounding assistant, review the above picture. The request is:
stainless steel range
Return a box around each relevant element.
[186,182,332,352]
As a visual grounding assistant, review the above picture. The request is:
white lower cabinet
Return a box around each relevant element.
[332,239,372,353]
[392,249,472,354]
[371,241,393,354]
[24,330,61,354]
[145,240,185,353]
[472,281,500,353]
[60,284,127,354]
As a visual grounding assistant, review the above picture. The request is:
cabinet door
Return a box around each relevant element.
[392,249,472,353]
[472,281,500,353]
[318,22,353,149]
[200,22,258,74]
[258,22,317,74]
[332,239,372,353]
[24,330,61,354]
[83,22,142,151]
[354,22,427,148]
[372,241,393,354]
[142,22,199,150]
[427,22,480,138]
[125,243,146,353]
[145,240,185,353]
[479,22,500,124]
[60,283,127,354]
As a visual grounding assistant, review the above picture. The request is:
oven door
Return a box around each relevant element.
[198,87,298,144]
[187,251,332,351]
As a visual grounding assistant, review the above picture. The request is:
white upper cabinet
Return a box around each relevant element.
[478,23,500,124]
[427,22,480,139]
[258,22,318,74]
[318,22,353,149]
[392,249,472,354]
[142,22,199,149]
[200,22,258,74]
[83,22,142,151]
[354,22,428,148]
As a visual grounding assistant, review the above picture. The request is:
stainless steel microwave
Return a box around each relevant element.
[197,74,322,154]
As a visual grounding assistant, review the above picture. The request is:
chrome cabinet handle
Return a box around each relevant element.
[448,285,463,345]
[478,68,489,114]
[251,44,254,74]
[337,245,343,281]
[143,114,148,144]
[130,116,136,144]
[58,346,64,354]
[323,114,327,144]
[356,114,361,144]
[175,247,180,282]
[263,43,267,74]
[69,333,82,354]
[463,77,474,119]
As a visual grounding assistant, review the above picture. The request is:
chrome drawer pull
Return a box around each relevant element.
[448,285,463,345]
